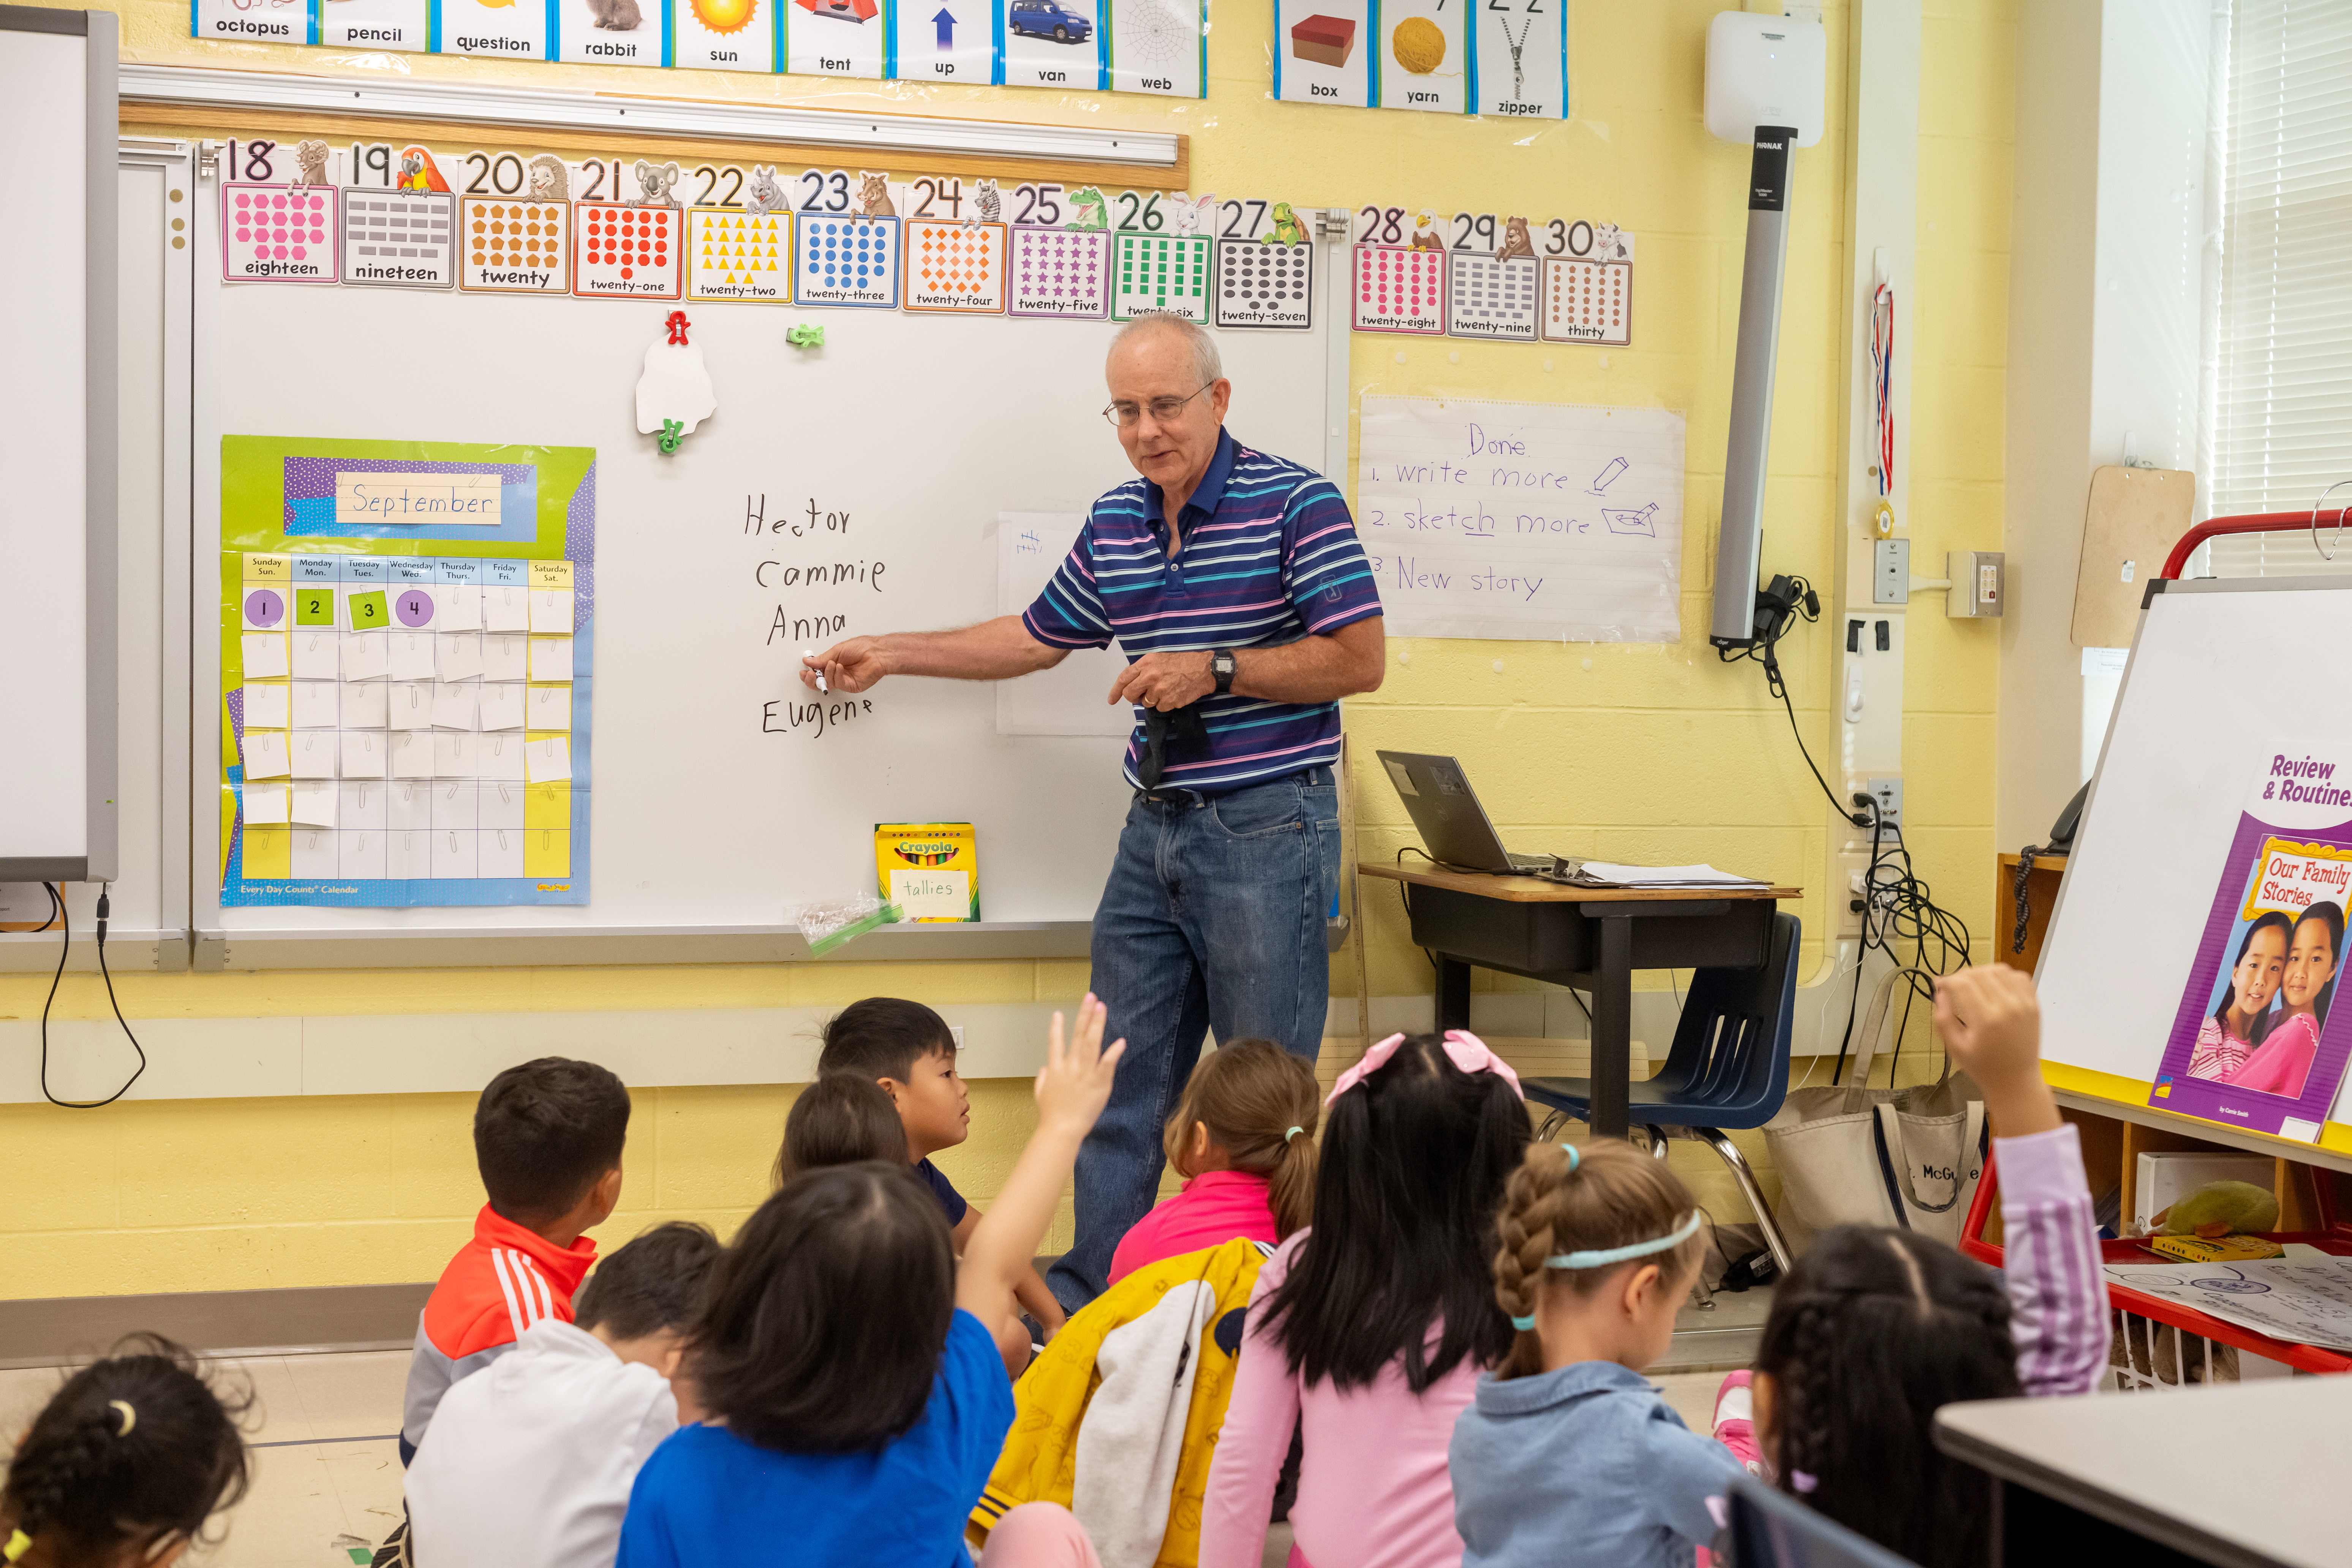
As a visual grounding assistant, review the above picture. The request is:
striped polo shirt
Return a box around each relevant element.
[1024,428,1383,792]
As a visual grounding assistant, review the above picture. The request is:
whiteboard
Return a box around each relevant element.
[188,185,1334,945]
[2039,578,2352,1142]
[994,513,1133,739]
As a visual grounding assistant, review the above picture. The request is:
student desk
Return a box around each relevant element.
[1935,1378,2348,1568]
[1357,865,1799,1137]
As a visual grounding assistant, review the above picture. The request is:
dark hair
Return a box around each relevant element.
[3,1334,251,1566]
[1263,1034,1528,1393]
[575,1222,723,1341]
[473,1057,632,1227]
[2252,900,2344,1044]
[816,997,956,1085]
[1490,1140,1706,1380]
[1163,1040,1321,1239]
[775,1073,910,1186]
[2214,910,2294,1032]
[688,1162,953,1454]
[1756,1227,2022,1568]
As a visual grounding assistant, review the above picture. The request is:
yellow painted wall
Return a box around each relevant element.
[1,0,2014,1298]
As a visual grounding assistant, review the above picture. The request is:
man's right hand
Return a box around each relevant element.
[803,638,888,692]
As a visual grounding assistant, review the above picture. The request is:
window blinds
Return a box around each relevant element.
[2208,0,2352,580]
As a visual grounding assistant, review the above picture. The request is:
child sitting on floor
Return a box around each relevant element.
[820,997,1066,1341]
[1109,1039,1319,1285]
[405,1220,722,1568]
[616,997,1127,1568]
[773,1072,909,1185]
[1448,1140,1742,1568]
[0,1333,250,1568]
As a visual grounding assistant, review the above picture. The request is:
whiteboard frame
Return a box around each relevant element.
[2038,573,2352,1176]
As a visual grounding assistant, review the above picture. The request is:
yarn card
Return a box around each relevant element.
[1374,0,1465,111]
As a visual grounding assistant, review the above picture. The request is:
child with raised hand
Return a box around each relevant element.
[0,1333,250,1568]
[1108,1039,1320,1285]
[1200,1031,1529,1568]
[1449,1140,1742,1568]
[616,997,1127,1568]
[1742,963,2107,1568]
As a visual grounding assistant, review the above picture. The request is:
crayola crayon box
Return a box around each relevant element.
[875,823,980,923]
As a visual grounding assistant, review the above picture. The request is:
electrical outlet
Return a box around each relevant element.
[1865,776,1903,827]
[1872,539,1909,605]
[1835,849,1870,936]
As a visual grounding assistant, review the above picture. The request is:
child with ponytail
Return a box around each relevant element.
[1107,1039,1321,1285]
[2,1334,251,1568]
[1449,1140,1743,1568]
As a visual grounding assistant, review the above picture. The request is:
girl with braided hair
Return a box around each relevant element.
[1740,964,2107,1568]
[1448,1139,1743,1568]
[0,1334,250,1568]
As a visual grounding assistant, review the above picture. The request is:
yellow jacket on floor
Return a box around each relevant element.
[972,1238,1274,1568]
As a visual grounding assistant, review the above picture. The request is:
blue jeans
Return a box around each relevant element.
[1045,766,1340,1313]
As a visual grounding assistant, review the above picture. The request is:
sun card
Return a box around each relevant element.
[1008,226,1110,319]
[902,220,1007,313]
[223,185,338,283]
[460,198,571,294]
[572,202,683,299]
[675,0,779,71]
[688,207,792,302]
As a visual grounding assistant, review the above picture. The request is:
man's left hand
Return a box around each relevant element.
[1110,650,1216,711]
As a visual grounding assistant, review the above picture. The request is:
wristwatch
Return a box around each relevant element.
[1210,648,1238,695]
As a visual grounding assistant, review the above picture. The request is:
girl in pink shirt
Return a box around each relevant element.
[2187,910,2290,1081]
[1108,1040,1321,1285]
[2227,901,2341,1098]
[1201,1031,1529,1568]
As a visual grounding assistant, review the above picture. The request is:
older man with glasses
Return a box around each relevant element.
[801,313,1386,1312]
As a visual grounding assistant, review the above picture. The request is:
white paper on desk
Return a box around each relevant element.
[2103,1256,2352,1352]
[1576,862,1767,887]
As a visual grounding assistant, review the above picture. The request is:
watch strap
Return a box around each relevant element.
[1212,648,1237,695]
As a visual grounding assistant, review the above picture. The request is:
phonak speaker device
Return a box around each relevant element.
[1704,10,1826,650]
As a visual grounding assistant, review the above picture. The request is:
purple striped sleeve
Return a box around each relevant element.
[1996,1123,2111,1398]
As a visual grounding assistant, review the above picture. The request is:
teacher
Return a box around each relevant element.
[801,314,1386,1311]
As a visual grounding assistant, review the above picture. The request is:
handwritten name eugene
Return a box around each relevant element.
[746,492,888,740]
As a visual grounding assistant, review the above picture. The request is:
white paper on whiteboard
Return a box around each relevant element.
[994,512,1141,740]
[1356,396,1685,642]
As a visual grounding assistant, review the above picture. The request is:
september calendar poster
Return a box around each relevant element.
[217,436,595,908]
[2150,742,2352,1138]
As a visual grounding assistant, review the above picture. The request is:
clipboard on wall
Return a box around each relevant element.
[2072,465,2196,649]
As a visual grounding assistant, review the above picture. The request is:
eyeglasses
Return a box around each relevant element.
[1103,383,1213,428]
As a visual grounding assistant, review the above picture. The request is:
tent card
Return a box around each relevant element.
[1009,226,1110,319]
[461,199,571,294]
[903,220,1008,313]
[340,191,457,289]
[223,184,338,283]
[573,203,681,299]
[795,216,901,307]
[688,208,791,301]
[784,3,888,79]
[1112,233,1212,322]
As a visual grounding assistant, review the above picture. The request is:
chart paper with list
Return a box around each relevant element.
[1357,396,1683,642]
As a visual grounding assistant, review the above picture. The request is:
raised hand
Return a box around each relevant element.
[1036,993,1127,1136]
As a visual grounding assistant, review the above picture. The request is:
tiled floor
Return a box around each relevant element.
[0,1353,1733,1566]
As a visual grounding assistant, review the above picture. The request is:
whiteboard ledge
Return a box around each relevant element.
[191,920,1093,971]
[0,928,189,974]
[117,64,1182,169]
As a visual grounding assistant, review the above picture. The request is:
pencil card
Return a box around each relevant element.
[291,680,341,729]
[460,198,571,295]
[1111,233,1212,322]
[674,0,778,72]
[291,779,339,828]
[435,733,478,780]
[1352,244,1446,334]
[525,685,574,730]
[241,632,290,679]
[318,0,430,51]
[438,634,486,682]
[341,632,390,682]
[341,681,389,729]
[482,633,531,682]
[241,729,291,781]
[388,683,436,730]
[572,202,683,300]
[484,585,531,633]
[388,631,437,682]
[903,220,1007,313]
[340,731,388,779]
[290,731,339,780]
[1214,232,1314,329]
[688,207,792,302]
[222,184,338,283]
[477,683,526,732]
[480,733,528,780]
[242,683,291,730]
[530,637,575,682]
[389,732,435,780]
[795,216,901,308]
[289,631,340,680]
[340,191,458,289]
[243,782,291,827]
[525,736,574,784]
[1009,226,1111,319]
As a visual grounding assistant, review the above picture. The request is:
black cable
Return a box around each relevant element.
[38,883,149,1110]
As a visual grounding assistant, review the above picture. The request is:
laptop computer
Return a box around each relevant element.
[1375,751,1582,878]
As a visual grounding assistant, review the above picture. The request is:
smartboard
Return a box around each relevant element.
[2039,577,2352,1152]
[187,180,1335,954]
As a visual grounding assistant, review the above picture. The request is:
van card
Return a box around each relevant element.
[1001,0,1103,87]
[2149,743,2352,1139]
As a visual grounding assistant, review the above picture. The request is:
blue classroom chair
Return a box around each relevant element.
[1522,912,1800,1276]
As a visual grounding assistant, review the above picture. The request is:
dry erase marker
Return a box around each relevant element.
[803,649,828,694]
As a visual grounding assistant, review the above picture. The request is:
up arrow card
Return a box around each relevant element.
[893,0,999,82]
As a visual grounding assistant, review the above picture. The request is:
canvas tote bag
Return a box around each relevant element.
[1762,966,1988,1250]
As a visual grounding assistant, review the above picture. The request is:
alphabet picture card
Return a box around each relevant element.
[999,0,1104,88]
[675,0,779,71]
[784,0,888,79]
[1274,0,1369,106]
[560,0,665,62]
[436,0,552,57]
[1375,0,1466,112]
[892,0,998,84]
[1106,0,1204,96]
[1474,0,1565,119]
[318,0,428,50]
